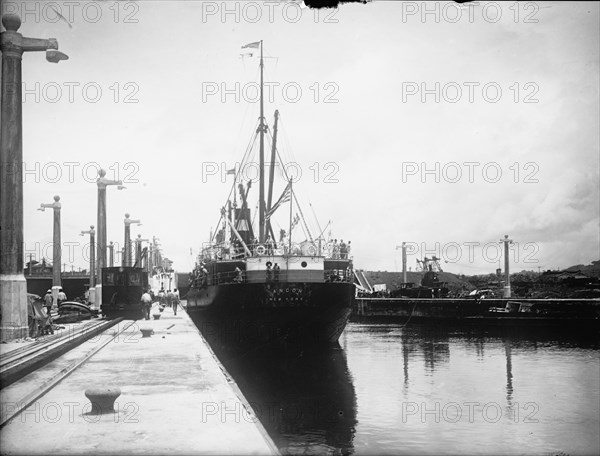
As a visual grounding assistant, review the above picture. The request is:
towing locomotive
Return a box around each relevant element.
[101,266,148,319]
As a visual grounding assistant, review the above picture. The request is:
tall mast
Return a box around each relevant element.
[258,40,265,244]
[266,109,279,242]
[288,178,293,253]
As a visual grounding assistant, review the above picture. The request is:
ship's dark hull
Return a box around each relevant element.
[186,282,354,348]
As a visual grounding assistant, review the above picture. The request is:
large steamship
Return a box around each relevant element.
[186,41,354,347]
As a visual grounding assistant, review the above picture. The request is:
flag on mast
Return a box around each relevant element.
[242,41,260,49]
[290,213,300,230]
[265,182,292,221]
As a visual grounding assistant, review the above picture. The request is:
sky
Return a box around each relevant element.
[3,0,599,275]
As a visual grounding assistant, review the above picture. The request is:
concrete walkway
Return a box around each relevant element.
[1,304,279,455]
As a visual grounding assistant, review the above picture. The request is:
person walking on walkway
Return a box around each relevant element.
[140,289,152,320]
[158,288,166,308]
[168,289,180,315]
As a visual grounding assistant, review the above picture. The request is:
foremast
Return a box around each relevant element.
[258,40,266,244]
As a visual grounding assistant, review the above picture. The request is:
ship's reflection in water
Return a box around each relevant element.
[195,318,600,455]
[205,338,358,455]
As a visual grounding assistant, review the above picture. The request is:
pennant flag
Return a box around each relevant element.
[291,214,300,230]
[242,41,260,49]
[265,182,292,221]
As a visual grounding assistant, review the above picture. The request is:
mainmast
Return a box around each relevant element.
[258,40,265,244]
[266,109,279,243]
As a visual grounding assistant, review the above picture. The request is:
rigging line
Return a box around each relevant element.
[278,115,299,168]
[266,127,284,183]
[315,219,331,242]
[263,115,318,245]
[231,63,259,164]
[210,119,260,244]
[276,117,322,241]
[251,202,259,229]
[296,211,309,242]
[309,202,324,238]
[292,192,314,243]
[270,136,315,244]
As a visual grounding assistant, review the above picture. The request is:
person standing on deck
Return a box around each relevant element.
[266,262,272,282]
[340,240,347,259]
[201,267,208,288]
[273,263,280,282]
[234,267,243,283]
[333,239,340,259]
[266,235,274,255]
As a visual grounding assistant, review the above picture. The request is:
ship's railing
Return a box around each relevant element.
[189,268,354,287]
[200,241,354,261]
[324,269,354,283]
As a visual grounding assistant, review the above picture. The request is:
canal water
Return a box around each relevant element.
[205,323,599,455]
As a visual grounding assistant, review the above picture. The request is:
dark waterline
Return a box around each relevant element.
[196,321,600,455]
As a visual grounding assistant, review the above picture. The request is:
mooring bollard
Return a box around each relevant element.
[84,387,121,414]
[153,313,161,320]
[140,327,154,337]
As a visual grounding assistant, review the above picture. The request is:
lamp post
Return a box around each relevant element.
[95,169,123,305]
[123,213,141,266]
[0,13,68,342]
[500,235,513,298]
[150,236,161,274]
[108,241,114,267]
[135,234,149,268]
[38,196,62,287]
[80,225,95,288]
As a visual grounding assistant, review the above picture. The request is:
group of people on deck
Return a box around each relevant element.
[329,239,351,259]
[189,263,209,288]
[265,262,281,282]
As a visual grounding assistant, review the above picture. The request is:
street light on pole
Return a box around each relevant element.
[0,13,68,342]
[96,169,123,306]
[123,213,141,266]
[108,241,115,267]
[500,235,513,298]
[150,237,161,274]
[80,225,95,288]
[135,234,149,268]
[39,196,62,287]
